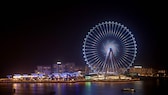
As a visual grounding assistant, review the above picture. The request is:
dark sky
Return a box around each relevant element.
[1,1,166,77]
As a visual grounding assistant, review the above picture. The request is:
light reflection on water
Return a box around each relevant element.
[0,80,167,95]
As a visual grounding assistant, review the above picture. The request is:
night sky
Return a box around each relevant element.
[1,1,166,77]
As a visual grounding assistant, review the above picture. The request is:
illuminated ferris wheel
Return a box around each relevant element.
[83,21,137,75]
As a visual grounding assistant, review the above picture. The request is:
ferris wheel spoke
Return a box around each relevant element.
[85,42,97,48]
[125,49,136,54]
[100,22,106,36]
[107,22,112,35]
[124,42,135,47]
[123,38,135,45]
[94,27,104,40]
[115,23,122,36]
[84,49,97,53]
[104,22,110,36]
[85,54,98,60]
[111,22,115,35]
[119,58,130,68]
[113,22,119,37]
[89,34,100,44]
[89,55,101,64]
[97,24,107,39]
[125,47,136,51]
[124,56,134,63]
[87,35,99,44]
[116,60,125,71]
[96,61,105,73]
[105,21,110,36]
[122,55,132,65]
[113,60,120,72]
[86,36,98,43]
[118,27,128,39]
[125,52,136,57]
[118,58,128,69]
[120,32,132,42]
[117,26,126,39]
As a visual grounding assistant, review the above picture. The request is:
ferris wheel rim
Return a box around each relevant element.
[83,21,137,74]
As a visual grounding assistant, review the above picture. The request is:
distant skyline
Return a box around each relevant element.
[1,1,165,77]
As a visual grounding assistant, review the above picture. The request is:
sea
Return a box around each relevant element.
[0,78,167,95]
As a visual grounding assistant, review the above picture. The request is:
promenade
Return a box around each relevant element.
[0,78,140,83]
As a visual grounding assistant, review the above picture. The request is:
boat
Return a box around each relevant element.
[121,88,135,92]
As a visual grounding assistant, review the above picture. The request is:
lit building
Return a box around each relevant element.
[52,64,58,73]
[53,62,79,73]
[129,65,155,77]
[157,70,167,77]
[35,65,51,75]
[52,61,65,73]
[64,62,75,73]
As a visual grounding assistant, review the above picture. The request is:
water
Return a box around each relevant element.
[0,79,167,95]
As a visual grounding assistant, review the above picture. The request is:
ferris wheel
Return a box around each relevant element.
[83,21,137,75]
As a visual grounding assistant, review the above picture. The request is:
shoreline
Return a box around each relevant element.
[1,77,167,83]
[0,79,140,83]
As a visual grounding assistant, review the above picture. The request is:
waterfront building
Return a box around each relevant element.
[129,65,155,77]
[157,70,167,77]
[35,65,51,75]
[64,62,75,73]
